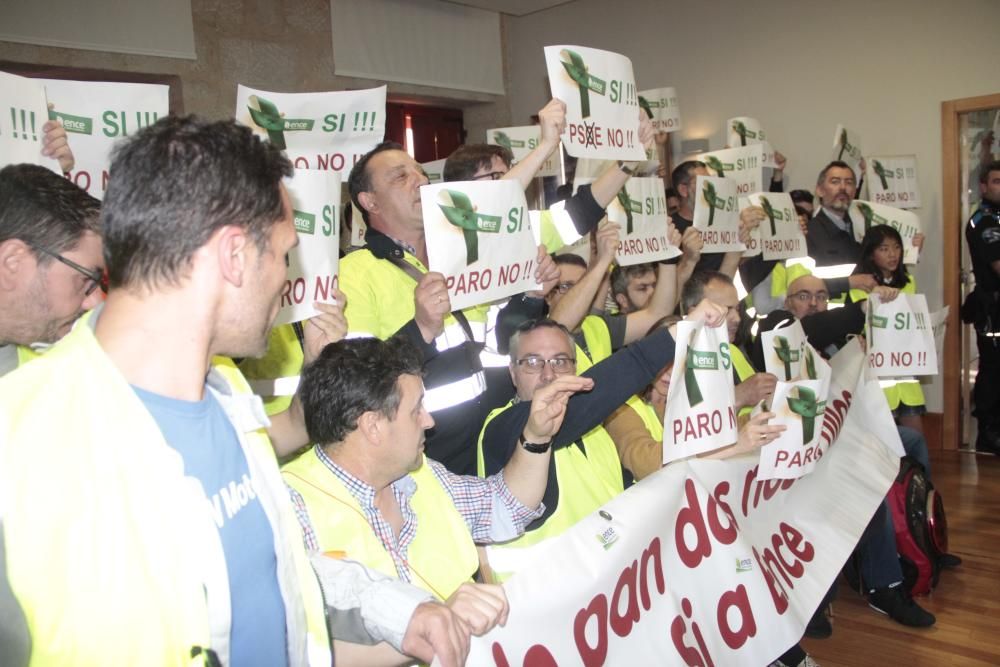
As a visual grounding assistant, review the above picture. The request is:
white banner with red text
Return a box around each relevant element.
[700,144,764,197]
[867,293,937,376]
[848,199,921,265]
[275,169,341,326]
[865,155,921,210]
[638,86,682,133]
[235,84,385,174]
[487,125,559,178]
[545,45,645,161]
[44,78,169,199]
[608,176,681,266]
[748,192,807,261]
[470,336,900,665]
[422,180,539,311]
[692,175,744,253]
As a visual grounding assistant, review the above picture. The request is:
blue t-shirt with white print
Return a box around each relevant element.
[134,385,288,667]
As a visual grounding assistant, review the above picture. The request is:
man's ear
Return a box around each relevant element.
[216,225,253,288]
[614,292,629,313]
[357,410,382,444]
[0,239,33,291]
[357,191,377,220]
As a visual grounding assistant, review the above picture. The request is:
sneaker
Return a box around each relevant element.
[804,608,832,639]
[867,584,936,627]
[975,428,1000,455]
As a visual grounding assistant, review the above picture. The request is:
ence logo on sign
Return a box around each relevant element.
[836,128,860,161]
[731,120,764,146]
[759,196,792,237]
[684,344,719,407]
[293,210,316,235]
[492,131,525,150]
[787,386,826,443]
[559,49,607,118]
[437,190,502,265]
[247,95,315,150]
[616,186,643,234]
[773,336,800,381]
[49,109,93,135]
[701,181,733,227]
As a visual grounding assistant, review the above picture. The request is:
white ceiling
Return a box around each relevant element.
[440,0,577,17]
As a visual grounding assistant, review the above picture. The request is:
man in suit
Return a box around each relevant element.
[805,161,878,299]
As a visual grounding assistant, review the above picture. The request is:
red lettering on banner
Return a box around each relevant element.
[670,598,715,667]
[567,122,605,147]
[314,274,335,302]
[574,594,608,667]
[315,152,346,171]
[102,170,110,191]
[610,563,641,637]
[751,522,815,615]
[497,261,522,285]
[490,642,558,667]
[740,466,796,518]
[819,390,852,448]
[448,269,494,296]
[672,408,735,441]
[639,537,666,610]
[675,479,738,569]
[618,238,644,256]
[716,584,757,649]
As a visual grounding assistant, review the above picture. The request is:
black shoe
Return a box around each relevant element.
[976,429,1000,455]
[938,553,962,569]
[867,585,936,627]
[804,608,832,639]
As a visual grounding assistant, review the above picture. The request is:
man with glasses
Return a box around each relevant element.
[477,300,726,580]
[0,163,104,376]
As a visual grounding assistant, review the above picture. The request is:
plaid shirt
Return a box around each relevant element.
[288,445,543,583]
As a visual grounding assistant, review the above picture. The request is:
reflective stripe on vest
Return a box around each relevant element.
[283,450,478,600]
[423,370,487,414]
[238,323,304,415]
[477,402,623,581]
[536,202,580,253]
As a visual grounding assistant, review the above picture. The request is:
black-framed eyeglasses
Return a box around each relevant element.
[789,290,829,304]
[31,244,106,296]
[472,171,506,181]
[514,356,576,374]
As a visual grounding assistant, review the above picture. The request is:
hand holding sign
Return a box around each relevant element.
[414,272,451,344]
[302,286,348,365]
[41,119,74,172]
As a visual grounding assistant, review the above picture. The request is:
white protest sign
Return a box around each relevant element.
[760,320,808,382]
[748,192,806,261]
[868,293,937,376]
[663,321,738,463]
[831,124,863,176]
[422,180,539,311]
[44,79,169,199]
[347,202,367,248]
[235,84,385,173]
[693,174,744,253]
[727,116,766,147]
[760,140,779,170]
[487,125,558,178]
[275,169,341,326]
[0,71,60,173]
[866,155,921,209]
[701,144,765,196]
[471,336,900,666]
[848,200,921,265]
[608,176,681,266]
[421,157,446,184]
[739,196,762,258]
[638,86,682,132]
[545,45,645,161]
[757,379,825,480]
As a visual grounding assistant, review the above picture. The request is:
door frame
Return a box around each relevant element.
[941,92,1000,449]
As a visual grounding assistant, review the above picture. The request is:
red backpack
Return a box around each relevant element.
[887,456,949,596]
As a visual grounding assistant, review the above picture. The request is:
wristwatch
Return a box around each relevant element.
[617,160,637,176]
[518,433,553,453]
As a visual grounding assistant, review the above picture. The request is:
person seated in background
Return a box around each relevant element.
[477,300,727,580]
[286,336,591,638]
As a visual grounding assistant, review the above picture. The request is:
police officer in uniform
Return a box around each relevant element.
[963,159,1000,454]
